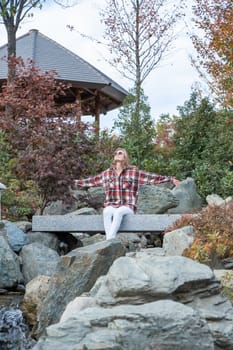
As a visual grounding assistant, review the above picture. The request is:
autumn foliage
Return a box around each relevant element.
[154,114,177,159]
[0,57,94,214]
[191,0,233,107]
[165,202,233,267]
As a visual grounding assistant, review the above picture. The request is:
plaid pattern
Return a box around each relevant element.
[76,167,172,212]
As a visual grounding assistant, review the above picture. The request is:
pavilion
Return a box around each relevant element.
[0,29,128,131]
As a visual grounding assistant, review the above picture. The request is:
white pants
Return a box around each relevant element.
[103,205,134,240]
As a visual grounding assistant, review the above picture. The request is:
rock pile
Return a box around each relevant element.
[0,178,232,349]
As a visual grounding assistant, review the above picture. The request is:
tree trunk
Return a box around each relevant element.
[6,25,17,83]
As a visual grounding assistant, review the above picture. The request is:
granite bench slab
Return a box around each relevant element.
[32,214,181,233]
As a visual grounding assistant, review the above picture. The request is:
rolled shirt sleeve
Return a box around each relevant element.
[138,170,173,185]
[75,173,103,187]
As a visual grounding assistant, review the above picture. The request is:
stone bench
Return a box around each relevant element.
[32,214,182,233]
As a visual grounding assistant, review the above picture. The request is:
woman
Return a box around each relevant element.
[74,148,180,240]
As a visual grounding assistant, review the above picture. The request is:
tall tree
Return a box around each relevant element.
[191,0,233,107]
[0,0,44,81]
[0,0,79,81]
[114,85,156,167]
[101,0,185,163]
[0,57,93,213]
[101,0,185,85]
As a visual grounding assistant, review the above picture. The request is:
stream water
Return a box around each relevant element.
[0,305,36,350]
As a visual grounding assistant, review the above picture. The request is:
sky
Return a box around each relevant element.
[0,0,202,131]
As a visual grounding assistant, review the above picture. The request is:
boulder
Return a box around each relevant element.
[0,236,23,289]
[3,220,29,252]
[137,185,179,213]
[163,225,195,256]
[88,254,216,305]
[19,243,60,283]
[87,252,233,349]
[168,177,202,214]
[206,193,233,207]
[34,300,214,350]
[21,275,53,328]
[34,239,126,338]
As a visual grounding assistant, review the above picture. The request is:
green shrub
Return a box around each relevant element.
[2,179,40,221]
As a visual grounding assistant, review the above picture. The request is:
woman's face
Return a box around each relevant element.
[114,149,126,161]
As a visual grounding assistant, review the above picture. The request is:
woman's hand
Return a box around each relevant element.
[172,177,181,186]
[73,180,79,188]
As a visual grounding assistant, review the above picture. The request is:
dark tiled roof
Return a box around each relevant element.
[0,29,128,114]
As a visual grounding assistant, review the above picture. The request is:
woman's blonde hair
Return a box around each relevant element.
[111,147,135,169]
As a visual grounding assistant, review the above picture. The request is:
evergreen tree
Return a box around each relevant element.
[174,92,216,174]
[114,86,156,168]
[173,92,233,198]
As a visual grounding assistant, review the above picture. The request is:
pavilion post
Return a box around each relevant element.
[75,90,82,123]
[94,93,100,137]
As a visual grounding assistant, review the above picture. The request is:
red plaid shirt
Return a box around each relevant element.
[76,167,173,212]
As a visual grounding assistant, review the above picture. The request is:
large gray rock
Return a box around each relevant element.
[34,300,214,350]
[43,196,82,215]
[34,239,126,338]
[0,236,23,289]
[137,185,179,213]
[29,244,233,349]
[188,292,233,348]
[163,225,195,256]
[43,200,64,215]
[21,275,53,328]
[87,187,106,209]
[88,254,216,305]
[19,243,60,284]
[206,193,233,207]
[61,253,233,349]
[168,177,202,213]
[70,188,90,209]
[3,220,29,252]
